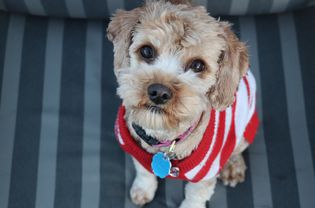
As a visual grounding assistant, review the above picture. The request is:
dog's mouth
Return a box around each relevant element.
[144,104,165,114]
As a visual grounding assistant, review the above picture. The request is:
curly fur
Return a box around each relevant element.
[107,0,249,207]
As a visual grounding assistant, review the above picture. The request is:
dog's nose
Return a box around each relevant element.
[147,83,172,105]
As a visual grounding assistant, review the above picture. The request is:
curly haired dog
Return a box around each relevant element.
[107,0,259,207]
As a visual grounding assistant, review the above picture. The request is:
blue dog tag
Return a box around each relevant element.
[151,152,171,178]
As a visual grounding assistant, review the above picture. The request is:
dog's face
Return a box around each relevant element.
[107,1,248,134]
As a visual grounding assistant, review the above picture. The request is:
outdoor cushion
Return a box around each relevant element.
[0,0,314,18]
[0,5,315,208]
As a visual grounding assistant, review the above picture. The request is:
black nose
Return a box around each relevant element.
[147,83,173,105]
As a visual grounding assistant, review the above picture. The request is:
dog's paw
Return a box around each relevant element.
[219,154,247,187]
[130,175,157,206]
[179,200,206,208]
[130,186,154,206]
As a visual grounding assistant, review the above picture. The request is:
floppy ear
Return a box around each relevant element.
[107,8,142,74]
[208,22,249,110]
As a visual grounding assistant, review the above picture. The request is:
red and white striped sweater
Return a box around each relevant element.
[115,71,259,183]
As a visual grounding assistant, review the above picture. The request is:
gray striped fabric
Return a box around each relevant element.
[1,5,315,208]
[0,0,314,18]
[239,16,273,208]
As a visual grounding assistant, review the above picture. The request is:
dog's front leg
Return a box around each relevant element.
[130,157,158,206]
[180,178,217,208]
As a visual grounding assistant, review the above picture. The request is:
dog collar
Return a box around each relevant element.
[132,116,200,148]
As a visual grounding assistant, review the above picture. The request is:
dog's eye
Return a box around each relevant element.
[188,59,206,73]
[139,45,155,61]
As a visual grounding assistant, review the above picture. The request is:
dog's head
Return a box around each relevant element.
[107,0,248,132]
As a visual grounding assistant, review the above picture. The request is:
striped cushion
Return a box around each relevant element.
[0,6,315,208]
[0,0,314,18]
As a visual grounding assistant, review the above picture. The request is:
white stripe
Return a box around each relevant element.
[24,0,46,16]
[270,0,290,13]
[205,153,221,180]
[185,111,219,179]
[80,21,102,208]
[234,78,249,146]
[116,123,125,145]
[239,16,273,208]
[223,107,233,146]
[35,19,63,208]
[229,0,250,15]
[118,133,125,145]
[203,107,232,180]
[279,13,315,208]
[0,15,25,208]
[245,71,257,125]
[245,71,255,103]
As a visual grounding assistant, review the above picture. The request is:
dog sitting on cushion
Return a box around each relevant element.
[107,0,259,207]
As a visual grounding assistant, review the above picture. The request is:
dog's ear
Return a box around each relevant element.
[208,22,249,110]
[107,8,142,73]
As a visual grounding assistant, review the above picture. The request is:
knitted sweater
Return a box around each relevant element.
[114,71,259,183]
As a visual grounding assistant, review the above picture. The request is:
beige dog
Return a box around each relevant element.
[107,0,259,207]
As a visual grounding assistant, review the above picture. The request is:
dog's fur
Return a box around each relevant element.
[107,0,250,207]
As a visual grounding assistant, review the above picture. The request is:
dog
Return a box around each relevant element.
[107,0,259,207]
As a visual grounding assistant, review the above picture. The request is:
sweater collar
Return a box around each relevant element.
[131,115,201,148]
[115,105,217,180]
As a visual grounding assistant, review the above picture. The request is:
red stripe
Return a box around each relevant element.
[116,106,153,173]
[173,110,216,180]
[244,110,259,144]
[218,101,237,174]
[190,111,226,182]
